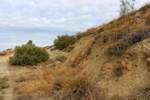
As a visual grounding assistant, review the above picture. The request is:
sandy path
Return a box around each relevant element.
[0,54,15,100]
[0,54,12,77]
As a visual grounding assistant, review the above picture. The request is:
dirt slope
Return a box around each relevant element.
[61,4,150,98]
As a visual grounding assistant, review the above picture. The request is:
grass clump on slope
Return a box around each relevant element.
[9,40,49,66]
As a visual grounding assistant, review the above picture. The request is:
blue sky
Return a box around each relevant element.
[0,0,149,51]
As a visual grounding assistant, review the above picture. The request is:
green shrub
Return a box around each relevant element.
[54,34,76,50]
[9,40,49,66]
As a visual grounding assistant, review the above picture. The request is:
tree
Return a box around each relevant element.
[119,0,136,16]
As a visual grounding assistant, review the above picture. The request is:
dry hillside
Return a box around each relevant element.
[0,3,150,100]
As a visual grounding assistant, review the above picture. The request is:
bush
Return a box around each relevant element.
[108,28,150,56]
[9,40,49,66]
[54,34,76,50]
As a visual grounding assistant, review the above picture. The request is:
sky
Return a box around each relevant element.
[0,0,149,51]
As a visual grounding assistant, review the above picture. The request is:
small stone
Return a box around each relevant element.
[142,44,146,54]
[126,62,132,71]
[103,62,112,72]
[39,66,43,69]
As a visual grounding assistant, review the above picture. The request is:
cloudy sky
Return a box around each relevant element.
[0,0,149,51]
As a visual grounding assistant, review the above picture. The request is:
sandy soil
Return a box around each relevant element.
[0,54,15,100]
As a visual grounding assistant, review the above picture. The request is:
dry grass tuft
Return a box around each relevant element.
[0,77,9,90]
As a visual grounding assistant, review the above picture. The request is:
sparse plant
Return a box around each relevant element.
[119,0,136,16]
[9,40,49,66]
[108,28,150,56]
[54,34,76,50]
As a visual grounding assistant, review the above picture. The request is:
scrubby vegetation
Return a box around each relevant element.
[108,28,150,56]
[9,40,49,66]
[54,34,76,50]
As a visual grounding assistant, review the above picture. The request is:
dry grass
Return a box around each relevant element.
[16,65,107,100]
[16,69,52,95]
[60,68,106,100]
[0,77,9,90]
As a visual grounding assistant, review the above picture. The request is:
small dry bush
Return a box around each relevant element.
[61,73,106,100]
[57,67,107,100]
